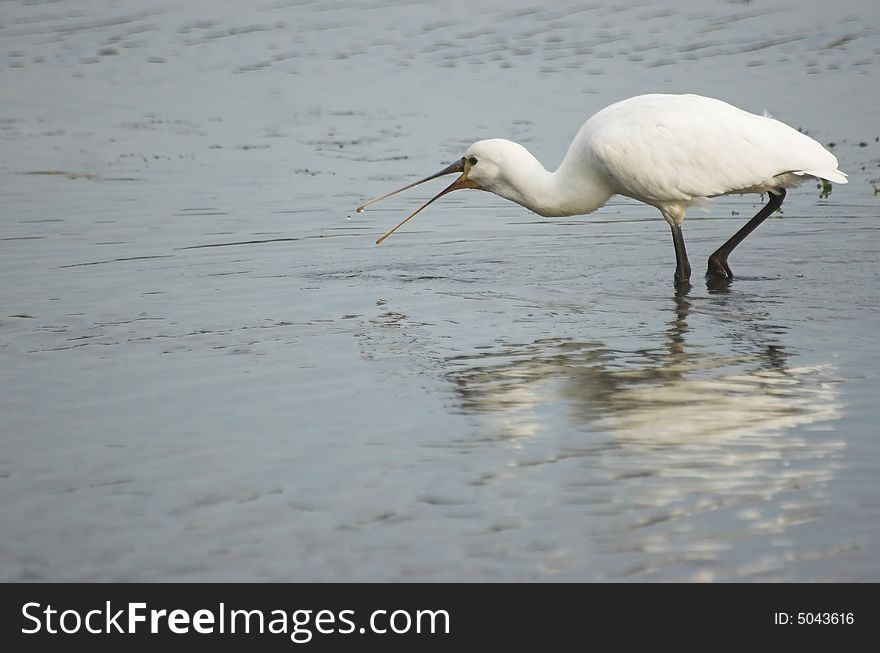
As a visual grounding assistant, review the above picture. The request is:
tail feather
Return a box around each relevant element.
[795,169,848,184]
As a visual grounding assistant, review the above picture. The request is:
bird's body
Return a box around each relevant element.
[358,93,846,285]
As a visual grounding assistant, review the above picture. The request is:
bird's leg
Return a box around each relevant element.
[707,189,786,279]
[670,224,691,285]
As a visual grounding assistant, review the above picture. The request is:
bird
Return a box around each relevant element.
[356,93,847,286]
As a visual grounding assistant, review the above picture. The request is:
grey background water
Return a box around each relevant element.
[1,0,879,581]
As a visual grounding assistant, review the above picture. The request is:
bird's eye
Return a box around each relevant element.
[467,156,478,166]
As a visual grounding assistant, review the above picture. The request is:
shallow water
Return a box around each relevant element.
[1,0,879,581]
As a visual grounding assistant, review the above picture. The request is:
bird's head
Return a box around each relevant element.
[357,138,530,244]
[460,139,534,191]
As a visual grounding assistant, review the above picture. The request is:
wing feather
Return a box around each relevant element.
[578,95,844,204]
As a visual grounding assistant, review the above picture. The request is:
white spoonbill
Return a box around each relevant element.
[357,93,847,285]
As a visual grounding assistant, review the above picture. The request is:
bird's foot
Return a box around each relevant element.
[674,279,692,296]
[706,255,733,292]
[705,255,733,292]
[706,254,732,280]
[674,263,692,287]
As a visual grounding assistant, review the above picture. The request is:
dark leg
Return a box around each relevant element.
[707,189,786,279]
[670,223,691,286]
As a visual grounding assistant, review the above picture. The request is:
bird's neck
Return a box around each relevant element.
[497,148,614,218]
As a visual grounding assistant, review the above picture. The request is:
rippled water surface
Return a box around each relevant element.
[2,0,879,581]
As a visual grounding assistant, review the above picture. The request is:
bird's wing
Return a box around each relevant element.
[585,97,841,203]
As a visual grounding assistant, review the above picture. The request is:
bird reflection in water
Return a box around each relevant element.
[444,287,845,579]
[448,287,841,444]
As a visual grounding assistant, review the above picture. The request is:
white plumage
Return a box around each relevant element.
[358,93,847,285]
[571,94,844,209]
